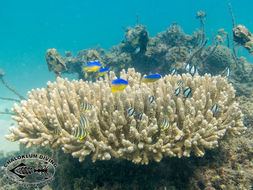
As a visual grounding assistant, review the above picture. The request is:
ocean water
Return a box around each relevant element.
[0,0,253,189]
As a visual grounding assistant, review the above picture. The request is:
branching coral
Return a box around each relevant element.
[6,68,246,164]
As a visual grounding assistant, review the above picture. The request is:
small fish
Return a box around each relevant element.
[142,74,162,83]
[177,80,183,87]
[137,113,143,120]
[211,104,218,113]
[171,69,177,75]
[190,65,197,76]
[83,61,102,72]
[72,114,89,140]
[185,63,191,73]
[126,108,136,117]
[111,78,128,93]
[54,127,61,135]
[148,38,156,46]
[149,96,155,103]
[183,87,192,98]
[174,87,181,96]
[134,47,141,54]
[80,101,92,113]
[189,50,192,56]
[160,117,171,130]
[222,67,230,78]
[98,68,109,76]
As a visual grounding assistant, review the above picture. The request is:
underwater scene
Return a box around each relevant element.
[0,0,253,189]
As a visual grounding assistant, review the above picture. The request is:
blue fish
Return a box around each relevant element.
[98,68,109,76]
[142,74,162,83]
[111,79,128,93]
[83,61,102,72]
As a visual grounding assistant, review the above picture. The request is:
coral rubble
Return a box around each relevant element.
[6,68,245,164]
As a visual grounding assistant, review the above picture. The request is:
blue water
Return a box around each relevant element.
[0,0,252,97]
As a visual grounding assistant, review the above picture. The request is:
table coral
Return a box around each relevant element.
[6,68,246,164]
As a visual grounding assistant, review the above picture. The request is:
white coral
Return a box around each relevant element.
[6,68,246,164]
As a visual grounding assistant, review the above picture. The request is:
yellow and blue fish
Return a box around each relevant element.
[142,74,162,83]
[83,61,102,72]
[98,68,109,76]
[72,114,89,140]
[80,101,92,113]
[111,78,128,93]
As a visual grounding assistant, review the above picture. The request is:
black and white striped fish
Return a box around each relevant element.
[222,67,230,78]
[211,104,218,113]
[185,63,191,73]
[126,108,136,117]
[183,87,192,98]
[171,69,177,75]
[149,96,155,103]
[137,113,143,120]
[174,87,181,96]
[190,65,198,76]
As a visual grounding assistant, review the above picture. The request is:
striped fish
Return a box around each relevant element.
[171,69,177,75]
[211,104,218,113]
[174,87,181,96]
[222,67,230,78]
[177,80,183,87]
[160,117,171,130]
[80,101,92,113]
[183,87,192,98]
[54,127,61,135]
[72,114,89,140]
[185,63,191,73]
[126,108,136,117]
[190,65,197,76]
[149,96,155,103]
[137,113,143,120]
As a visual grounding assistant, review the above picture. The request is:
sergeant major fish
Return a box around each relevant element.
[72,114,89,140]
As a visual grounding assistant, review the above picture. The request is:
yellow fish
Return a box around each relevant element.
[83,61,102,72]
[142,74,162,83]
[111,78,128,93]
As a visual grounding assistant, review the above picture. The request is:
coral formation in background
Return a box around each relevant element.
[6,68,245,164]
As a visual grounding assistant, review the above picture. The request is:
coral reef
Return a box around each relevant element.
[203,45,235,74]
[45,49,67,77]
[6,68,245,165]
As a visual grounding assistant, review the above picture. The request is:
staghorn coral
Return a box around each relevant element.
[6,68,245,164]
